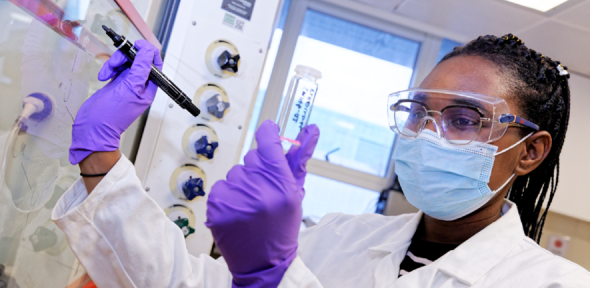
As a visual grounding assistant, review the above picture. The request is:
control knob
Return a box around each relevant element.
[182,176,205,201]
[194,136,218,160]
[217,50,240,73]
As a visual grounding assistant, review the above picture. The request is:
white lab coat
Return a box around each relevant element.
[52,155,590,287]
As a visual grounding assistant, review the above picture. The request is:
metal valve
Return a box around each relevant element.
[217,50,240,73]
[206,94,230,119]
[194,136,219,159]
[182,176,205,201]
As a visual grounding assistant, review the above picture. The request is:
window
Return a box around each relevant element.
[240,0,291,161]
[284,10,420,177]
[436,38,462,64]
[245,1,439,220]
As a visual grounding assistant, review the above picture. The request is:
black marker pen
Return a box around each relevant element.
[102,25,200,117]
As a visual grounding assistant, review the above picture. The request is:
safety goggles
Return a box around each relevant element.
[388,89,539,145]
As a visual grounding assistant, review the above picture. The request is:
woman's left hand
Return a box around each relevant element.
[206,120,319,288]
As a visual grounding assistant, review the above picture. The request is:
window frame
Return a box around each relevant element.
[252,0,447,192]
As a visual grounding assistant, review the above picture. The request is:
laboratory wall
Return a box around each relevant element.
[549,72,590,223]
[540,210,590,270]
[134,0,283,257]
[536,72,590,270]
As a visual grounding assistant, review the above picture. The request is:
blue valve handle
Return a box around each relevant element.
[195,136,218,159]
[182,177,205,201]
[206,94,230,119]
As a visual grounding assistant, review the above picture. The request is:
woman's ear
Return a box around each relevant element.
[515,131,552,176]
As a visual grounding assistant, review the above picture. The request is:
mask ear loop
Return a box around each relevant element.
[490,132,534,194]
[492,174,515,193]
[494,132,534,156]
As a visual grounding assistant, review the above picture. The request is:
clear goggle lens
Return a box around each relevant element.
[393,101,485,144]
[387,89,521,145]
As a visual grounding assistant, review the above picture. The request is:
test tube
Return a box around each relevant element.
[277,65,322,147]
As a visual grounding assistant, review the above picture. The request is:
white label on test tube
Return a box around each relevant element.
[278,65,321,148]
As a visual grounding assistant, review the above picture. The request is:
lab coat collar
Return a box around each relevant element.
[437,200,526,285]
[367,201,525,287]
[368,211,423,254]
[368,212,423,288]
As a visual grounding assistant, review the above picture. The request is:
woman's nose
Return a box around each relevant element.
[423,119,438,133]
[421,119,442,138]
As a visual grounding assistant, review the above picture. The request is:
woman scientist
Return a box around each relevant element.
[52,34,590,287]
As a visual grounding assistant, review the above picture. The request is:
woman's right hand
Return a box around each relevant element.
[69,40,162,165]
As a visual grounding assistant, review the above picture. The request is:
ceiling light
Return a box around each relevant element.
[504,0,569,12]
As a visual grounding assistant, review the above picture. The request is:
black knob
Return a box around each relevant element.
[217,50,240,73]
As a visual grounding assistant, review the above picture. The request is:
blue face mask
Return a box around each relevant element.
[392,129,532,221]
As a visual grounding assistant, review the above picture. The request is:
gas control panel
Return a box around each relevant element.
[135,0,282,256]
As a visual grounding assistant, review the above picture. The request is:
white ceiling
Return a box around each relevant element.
[351,0,590,77]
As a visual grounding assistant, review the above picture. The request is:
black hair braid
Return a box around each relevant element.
[439,34,571,243]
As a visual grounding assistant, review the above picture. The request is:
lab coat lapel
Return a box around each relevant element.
[436,201,526,285]
[368,212,423,288]
[391,253,455,287]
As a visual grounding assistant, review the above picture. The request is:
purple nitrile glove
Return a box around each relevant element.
[206,120,320,288]
[69,40,162,165]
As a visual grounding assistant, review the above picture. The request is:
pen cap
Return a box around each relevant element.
[185,102,201,117]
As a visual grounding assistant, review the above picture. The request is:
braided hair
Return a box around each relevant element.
[439,34,571,243]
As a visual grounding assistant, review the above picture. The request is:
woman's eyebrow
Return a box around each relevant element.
[450,98,490,115]
[416,93,491,115]
[414,93,428,102]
